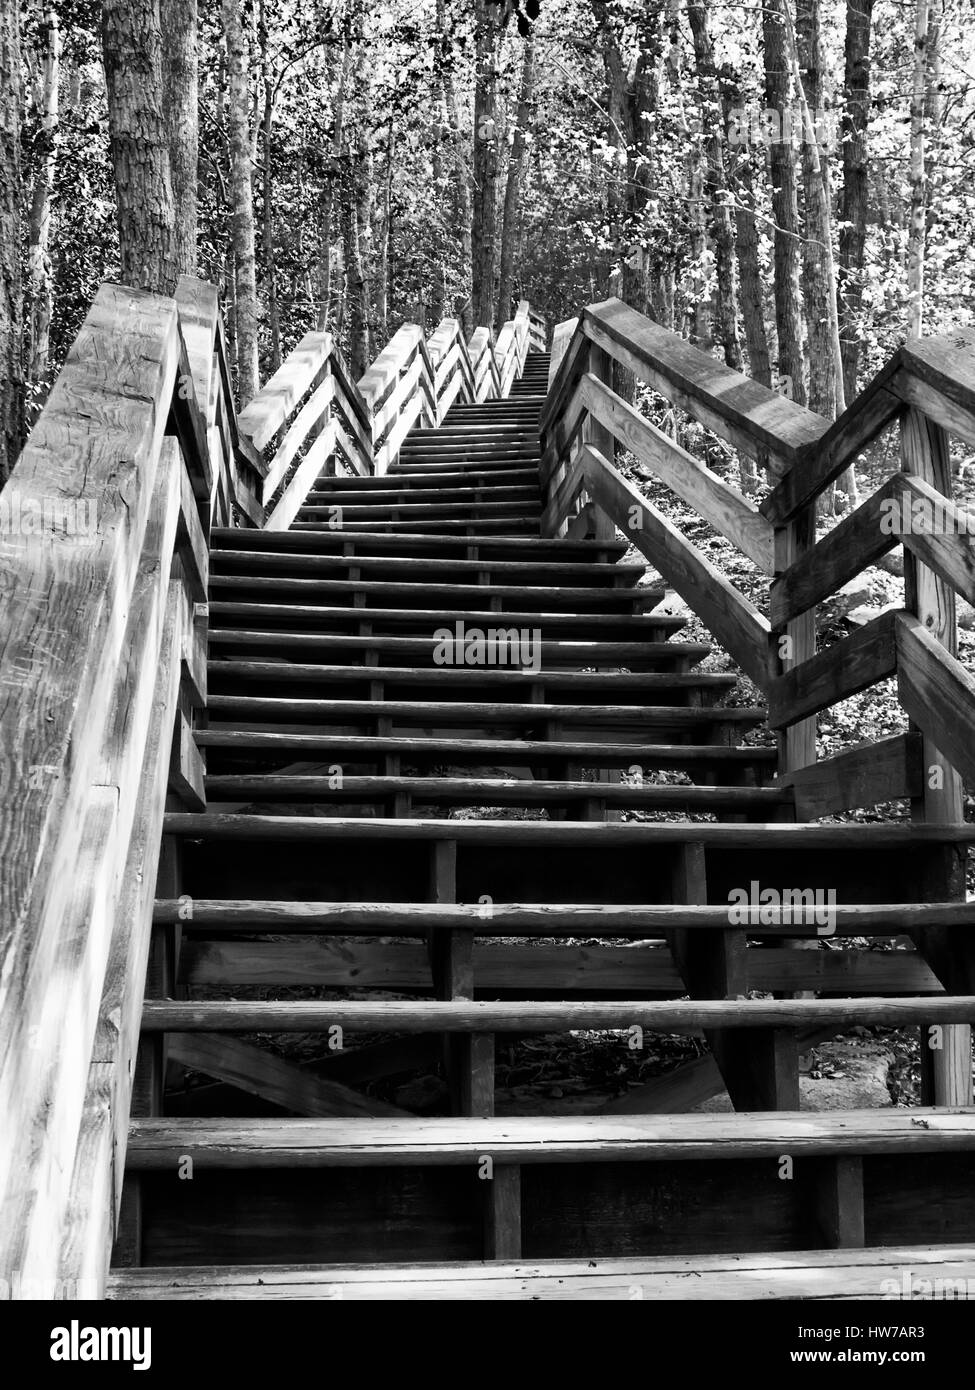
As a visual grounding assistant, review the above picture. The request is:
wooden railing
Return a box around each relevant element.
[0,278,243,1295]
[237,298,540,525]
[542,297,975,1105]
[0,278,545,1295]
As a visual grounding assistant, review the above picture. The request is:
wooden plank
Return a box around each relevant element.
[896,619,975,787]
[578,373,774,571]
[899,474,975,608]
[263,420,336,532]
[548,318,578,390]
[772,505,817,776]
[125,1110,975,1170]
[761,356,905,522]
[779,733,923,819]
[168,321,213,504]
[168,707,206,810]
[814,1157,865,1250]
[160,897,974,936]
[0,284,183,1282]
[770,476,901,626]
[139,995,975,1033]
[899,409,972,1104]
[175,451,208,603]
[483,1166,521,1260]
[263,373,335,497]
[581,444,771,687]
[164,812,975,848]
[105,1245,975,1301]
[898,329,975,447]
[767,610,898,730]
[165,1034,408,1119]
[583,298,827,475]
[237,331,333,451]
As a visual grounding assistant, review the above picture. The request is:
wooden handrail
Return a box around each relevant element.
[541,295,975,856]
[0,279,220,1292]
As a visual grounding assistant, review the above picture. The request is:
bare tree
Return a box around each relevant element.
[762,0,805,403]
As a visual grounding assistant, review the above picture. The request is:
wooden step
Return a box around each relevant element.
[210,547,646,587]
[303,485,540,506]
[140,996,975,1034]
[193,732,775,771]
[297,500,541,521]
[204,695,764,733]
[207,575,660,613]
[291,519,542,537]
[310,467,540,489]
[210,527,629,563]
[202,774,789,809]
[205,631,710,670]
[206,661,736,700]
[105,1245,975,1301]
[154,897,965,937]
[205,600,685,640]
[164,813,975,847]
[124,1110,975,1169]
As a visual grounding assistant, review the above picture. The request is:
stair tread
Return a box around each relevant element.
[105,1245,975,1300]
[205,696,764,723]
[154,897,962,932]
[164,814,975,844]
[203,774,788,805]
[207,661,734,689]
[194,732,776,760]
[140,997,975,1032]
[208,576,659,607]
[210,549,647,580]
[125,1109,975,1167]
[206,600,684,630]
[210,527,629,556]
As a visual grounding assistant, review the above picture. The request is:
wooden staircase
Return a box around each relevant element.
[4,285,975,1301]
[110,342,975,1300]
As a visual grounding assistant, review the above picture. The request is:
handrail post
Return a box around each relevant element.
[900,407,971,1106]
[572,342,616,542]
[771,507,817,781]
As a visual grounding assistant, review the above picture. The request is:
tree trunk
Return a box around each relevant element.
[907,0,930,337]
[837,0,873,401]
[376,119,394,341]
[496,35,534,331]
[472,0,502,328]
[259,0,279,372]
[345,26,372,378]
[796,0,837,419]
[317,38,351,332]
[160,0,198,276]
[0,0,23,481]
[101,0,179,294]
[25,4,59,424]
[721,67,772,387]
[762,0,805,403]
[438,0,473,333]
[687,0,742,369]
[222,0,260,405]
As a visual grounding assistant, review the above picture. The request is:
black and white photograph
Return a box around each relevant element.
[1,0,974,1350]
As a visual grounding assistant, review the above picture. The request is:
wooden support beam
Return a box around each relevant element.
[666,845,799,1111]
[767,610,898,730]
[900,408,972,1106]
[483,1164,522,1260]
[779,733,923,820]
[427,841,494,1117]
[814,1156,865,1249]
